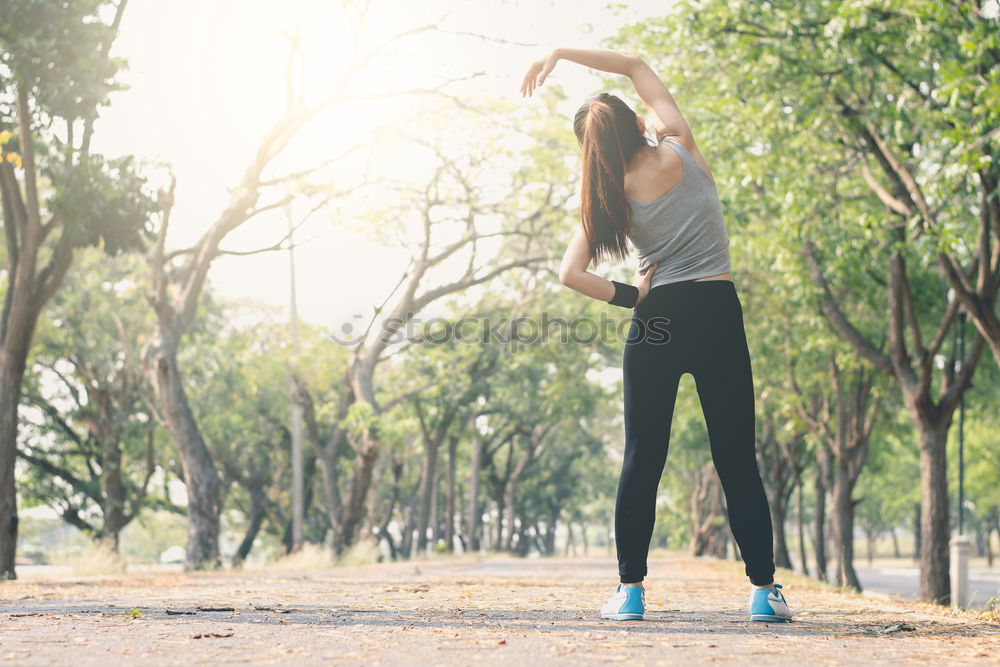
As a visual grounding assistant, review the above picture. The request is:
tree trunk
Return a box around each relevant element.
[368,451,402,561]
[771,502,793,570]
[832,463,861,591]
[517,519,531,556]
[707,495,730,560]
[812,467,828,582]
[502,480,516,552]
[466,433,482,552]
[690,463,730,559]
[445,432,457,553]
[429,468,441,548]
[890,528,901,558]
[232,493,266,566]
[414,401,462,555]
[913,502,921,561]
[99,429,127,553]
[755,420,799,571]
[455,480,465,552]
[317,447,343,540]
[0,85,81,579]
[360,455,385,546]
[689,464,711,556]
[689,462,726,557]
[0,223,51,578]
[0,359,26,579]
[544,505,559,555]
[493,492,505,552]
[378,525,399,560]
[281,453,317,553]
[336,434,379,553]
[918,421,951,604]
[146,339,221,570]
[986,508,998,567]
[416,438,440,553]
[399,503,415,559]
[797,479,808,575]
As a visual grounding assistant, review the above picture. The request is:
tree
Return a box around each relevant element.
[855,426,920,565]
[410,342,498,554]
[140,3,464,568]
[181,301,309,565]
[18,250,159,552]
[0,0,156,578]
[790,353,881,590]
[309,93,567,554]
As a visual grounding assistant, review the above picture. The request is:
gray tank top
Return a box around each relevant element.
[626,136,731,289]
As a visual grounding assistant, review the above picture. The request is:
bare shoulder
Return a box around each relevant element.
[657,131,716,184]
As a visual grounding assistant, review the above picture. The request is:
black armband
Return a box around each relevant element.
[608,280,639,308]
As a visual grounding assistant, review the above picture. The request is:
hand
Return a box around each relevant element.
[633,262,657,306]
[520,50,559,97]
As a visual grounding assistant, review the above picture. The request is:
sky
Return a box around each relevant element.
[91,0,674,334]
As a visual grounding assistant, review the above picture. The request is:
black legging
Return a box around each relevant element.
[615,278,776,586]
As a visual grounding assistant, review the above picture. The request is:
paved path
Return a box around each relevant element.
[1,554,997,665]
[856,566,1000,610]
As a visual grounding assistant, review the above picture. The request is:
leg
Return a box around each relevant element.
[691,291,776,586]
[616,316,682,584]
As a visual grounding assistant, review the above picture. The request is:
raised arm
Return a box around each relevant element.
[624,55,695,143]
[522,47,695,144]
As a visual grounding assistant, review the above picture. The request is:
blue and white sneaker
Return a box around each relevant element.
[749,583,793,622]
[600,583,645,620]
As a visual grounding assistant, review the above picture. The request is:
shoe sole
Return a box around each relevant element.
[601,613,644,620]
[750,614,792,622]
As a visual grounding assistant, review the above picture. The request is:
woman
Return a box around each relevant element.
[520,47,793,623]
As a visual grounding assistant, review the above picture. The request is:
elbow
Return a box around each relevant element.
[623,52,644,75]
[558,269,577,288]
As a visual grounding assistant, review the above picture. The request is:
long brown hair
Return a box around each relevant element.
[573,92,649,264]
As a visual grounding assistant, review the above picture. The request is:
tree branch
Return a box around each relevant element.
[17,449,99,500]
[799,239,893,374]
[15,84,41,232]
[32,230,75,311]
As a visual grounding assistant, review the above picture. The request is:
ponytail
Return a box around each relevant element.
[573,93,647,265]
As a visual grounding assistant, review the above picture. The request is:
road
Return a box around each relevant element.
[857,565,1000,609]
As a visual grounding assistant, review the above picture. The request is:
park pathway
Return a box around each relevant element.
[1,553,997,665]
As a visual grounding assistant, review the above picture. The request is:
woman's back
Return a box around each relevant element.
[625,136,731,290]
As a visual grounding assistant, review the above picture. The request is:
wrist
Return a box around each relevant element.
[608,280,639,308]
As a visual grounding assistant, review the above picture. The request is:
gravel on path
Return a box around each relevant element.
[1,553,997,665]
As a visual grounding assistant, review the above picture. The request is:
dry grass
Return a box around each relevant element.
[51,542,127,576]
[251,540,382,572]
[258,543,337,571]
[333,539,382,568]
